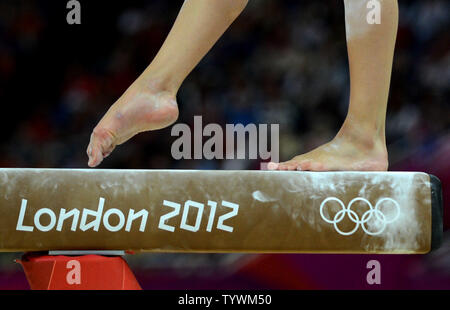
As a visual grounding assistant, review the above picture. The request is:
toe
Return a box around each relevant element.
[87,135,105,168]
[86,137,96,167]
[88,144,103,167]
[276,162,288,170]
[297,160,326,171]
[87,127,116,167]
[277,160,295,171]
[278,157,303,171]
[267,162,279,170]
[286,163,298,171]
[298,160,312,171]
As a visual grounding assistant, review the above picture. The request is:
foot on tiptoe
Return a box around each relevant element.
[86,79,179,167]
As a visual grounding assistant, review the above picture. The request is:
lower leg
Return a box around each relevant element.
[87,0,248,167]
[272,0,398,171]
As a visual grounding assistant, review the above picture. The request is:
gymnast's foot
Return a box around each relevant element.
[268,122,389,171]
[86,79,179,167]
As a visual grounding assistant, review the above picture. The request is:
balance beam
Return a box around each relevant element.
[0,169,443,254]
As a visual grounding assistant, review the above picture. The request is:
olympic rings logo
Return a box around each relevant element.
[319,197,400,236]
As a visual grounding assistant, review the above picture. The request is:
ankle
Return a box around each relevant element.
[137,72,179,97]
[337,119,386,152]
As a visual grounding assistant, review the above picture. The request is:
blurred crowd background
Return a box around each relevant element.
[0,0,448,289]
